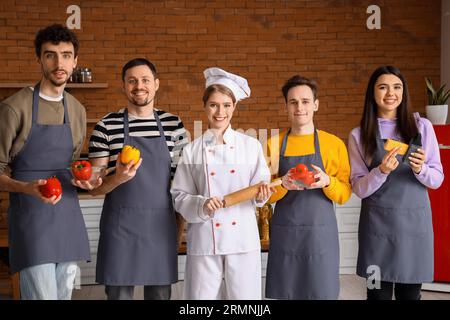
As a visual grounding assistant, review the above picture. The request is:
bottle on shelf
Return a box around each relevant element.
[80,68,93,83]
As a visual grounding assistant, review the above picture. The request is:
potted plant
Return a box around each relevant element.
[425,77,450,125]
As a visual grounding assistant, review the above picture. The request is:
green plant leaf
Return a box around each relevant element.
[442,89,450,105]
[436,84,445,98]
[425,77,436,105]
[426,77,449,105]
[425,77,435,95]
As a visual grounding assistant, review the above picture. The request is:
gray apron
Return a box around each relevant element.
[8,83,90,274]
[96,109,178,285]
[266,130,339,299]
[356,126,433,283]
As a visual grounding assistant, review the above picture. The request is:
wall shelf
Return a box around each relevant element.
[0,83,108,89]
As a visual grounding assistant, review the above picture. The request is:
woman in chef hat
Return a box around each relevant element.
[171,67,273,299]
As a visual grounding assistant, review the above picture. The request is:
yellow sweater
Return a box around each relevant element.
[266,130,352,205]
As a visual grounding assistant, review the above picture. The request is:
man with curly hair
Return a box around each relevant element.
[0,24,92,300]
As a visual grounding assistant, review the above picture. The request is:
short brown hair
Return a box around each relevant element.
[202,84,236,105]
[122,58,157,81]
[282,75,318,102]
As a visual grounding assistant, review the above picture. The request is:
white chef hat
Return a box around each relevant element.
[203,67,251,102]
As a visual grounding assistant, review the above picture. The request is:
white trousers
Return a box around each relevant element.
[184,250,261,300]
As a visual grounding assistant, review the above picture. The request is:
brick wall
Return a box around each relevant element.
[0,0,441,148]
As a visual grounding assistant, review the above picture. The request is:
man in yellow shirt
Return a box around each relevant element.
[265,75,351,300]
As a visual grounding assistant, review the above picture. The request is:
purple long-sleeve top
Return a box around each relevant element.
[348,114,444,199]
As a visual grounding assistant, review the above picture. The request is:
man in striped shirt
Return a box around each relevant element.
[88,58,188,300]
[89,105,187,178]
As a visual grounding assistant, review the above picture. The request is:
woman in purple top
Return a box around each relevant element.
[348,66,444,300]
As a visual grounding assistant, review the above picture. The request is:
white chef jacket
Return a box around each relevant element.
[171,126,271,256]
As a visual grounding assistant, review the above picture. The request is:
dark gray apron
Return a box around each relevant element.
[356,127,433,283]
[96,109,178,285]
[266,130,340,300]
[8,83,90,274]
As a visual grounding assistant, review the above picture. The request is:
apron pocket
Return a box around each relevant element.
[19,193,57,211]
[118,206,175,240]
[12,195,61,250]
[17,194,56,224]
[270,224,327,257]
[367,205,429,237]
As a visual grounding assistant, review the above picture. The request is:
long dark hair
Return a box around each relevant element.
[360,65,418,158]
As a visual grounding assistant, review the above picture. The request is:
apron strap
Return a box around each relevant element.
[62,92,69,124]
[280,129,290,157]
[123,108,166,144]
[375,122,382,140]
[32,84,40,124]
[123,108,130,145]
[375,121,389,152]
[312,129,321,157]
[281,128,321,157]
[153,110,166,141]
[370,121,396,169]
[32,83,69,124]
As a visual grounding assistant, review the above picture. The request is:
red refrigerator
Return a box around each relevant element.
[429,124,450,282]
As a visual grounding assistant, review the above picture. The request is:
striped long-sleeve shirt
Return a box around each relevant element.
[88,108,188,178]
